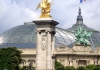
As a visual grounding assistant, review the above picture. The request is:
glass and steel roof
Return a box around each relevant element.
[0,22,75,48]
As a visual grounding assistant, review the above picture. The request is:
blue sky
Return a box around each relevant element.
[0,0,100,34]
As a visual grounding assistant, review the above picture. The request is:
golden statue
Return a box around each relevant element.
[37,0,52,18]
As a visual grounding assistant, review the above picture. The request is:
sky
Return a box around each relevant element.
[0,0,100,34]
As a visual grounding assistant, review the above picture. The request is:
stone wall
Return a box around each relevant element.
[19,45,100,68]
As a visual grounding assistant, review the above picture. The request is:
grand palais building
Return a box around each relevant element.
[0,8,100,68]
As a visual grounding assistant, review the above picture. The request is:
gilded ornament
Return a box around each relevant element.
[37,0,52,18]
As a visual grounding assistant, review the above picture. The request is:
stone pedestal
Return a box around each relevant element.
[33,19,59,70]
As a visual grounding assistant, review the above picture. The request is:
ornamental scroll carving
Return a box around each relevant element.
[41,32,47,50]
[59,59,65,65]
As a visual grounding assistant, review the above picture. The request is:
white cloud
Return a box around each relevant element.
[51,0,100,31]
[0,0,39,34]
[0,0,100,34]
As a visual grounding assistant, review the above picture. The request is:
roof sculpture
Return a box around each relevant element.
[37,0,52,18]
[75,27,92,46]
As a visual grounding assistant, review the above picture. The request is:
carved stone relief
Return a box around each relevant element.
[41,32,47,50]
[59,59,65,65]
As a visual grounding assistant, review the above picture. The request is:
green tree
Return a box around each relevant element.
[85,64,95,70]
[94,65,100,70]
[0,47,22,70]
[77,66,86,70]
[21,66,28,70]
[21,66,35,70]
[65,66,76,70]
[55,60,65,70]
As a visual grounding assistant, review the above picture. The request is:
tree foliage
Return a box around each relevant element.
[20,66,35,70]
[77,66,86,70]
[0,47,22,70]
[85,64,95,70]
[65,66,76,70]
[94,66,100,70]
[55,60,65,70]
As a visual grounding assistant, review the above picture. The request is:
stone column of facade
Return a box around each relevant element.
[47,31,52,69]
[51,35,55,70]
[47,31,55,70]
[25,60,29,66]
[33,19,59,70]
[36,30,47,69]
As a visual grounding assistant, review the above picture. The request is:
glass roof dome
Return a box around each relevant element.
[0,22,75,48]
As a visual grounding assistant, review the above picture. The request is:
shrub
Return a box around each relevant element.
[77,66,86,70]
[21,66,35,70]
[94,67,100,70]
[65,66,76,70]
[85,64,95,70]
[55,60,65,70]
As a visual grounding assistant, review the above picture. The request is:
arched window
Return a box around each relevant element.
[28,60,36,67]
[78,60,87,66]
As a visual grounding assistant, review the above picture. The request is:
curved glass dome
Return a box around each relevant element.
[0,22,75,48]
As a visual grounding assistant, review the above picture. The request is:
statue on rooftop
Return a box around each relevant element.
[37,0,52,18]
[74,27,92,46]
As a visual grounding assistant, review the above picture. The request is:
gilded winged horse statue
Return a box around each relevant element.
[37,0,53,18]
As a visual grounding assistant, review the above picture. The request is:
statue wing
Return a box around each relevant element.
[86,32,92,37]
[36,3,41,10]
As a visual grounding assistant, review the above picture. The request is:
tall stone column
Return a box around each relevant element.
[33,19,59,70]
[51,35,55,70]
[47,31,52,69]
[36,30,47,69]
